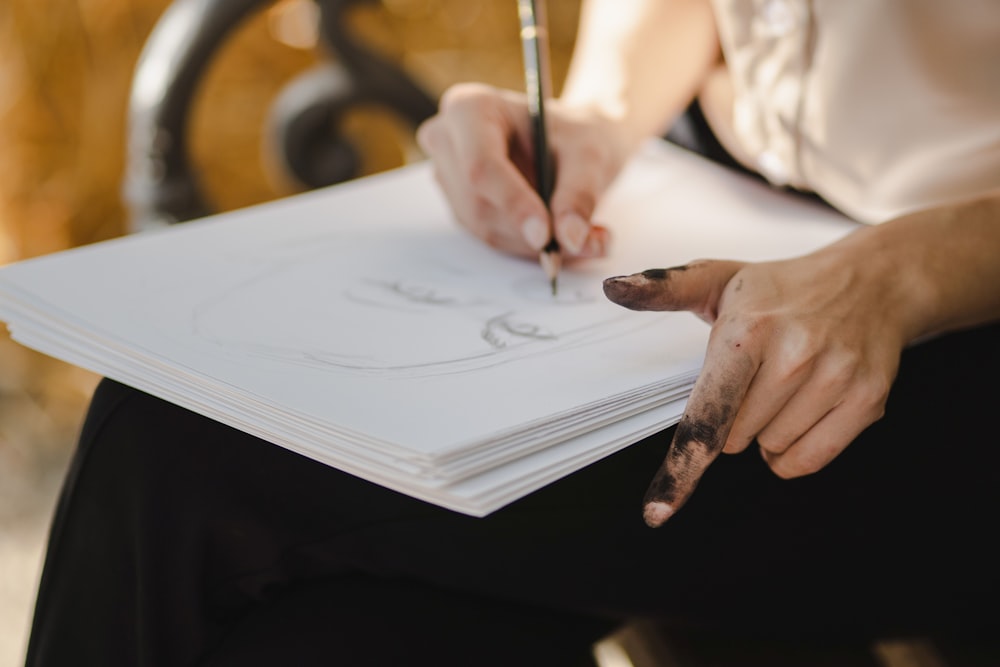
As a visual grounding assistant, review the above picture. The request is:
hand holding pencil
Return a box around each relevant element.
[416,75,628,271]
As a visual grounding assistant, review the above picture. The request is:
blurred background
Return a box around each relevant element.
[0,0,580,663]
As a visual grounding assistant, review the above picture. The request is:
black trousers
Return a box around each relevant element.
[25,111,1000,665]
[24,324,1000,666]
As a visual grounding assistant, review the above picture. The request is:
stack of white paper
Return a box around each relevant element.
[0,141,857,515]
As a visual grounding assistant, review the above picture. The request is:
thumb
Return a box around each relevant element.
[548,155,610,258]
[602,260,745,323]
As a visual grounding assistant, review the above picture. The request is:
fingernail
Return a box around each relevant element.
[643,501,674,528]
[521,216,549,250]
[558,212,590,255]
[602,274,646,310]
[582,229,610,258]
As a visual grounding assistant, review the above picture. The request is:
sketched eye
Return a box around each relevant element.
[393,282,457,305]
[348,279,474,310]
[482,313,556,349]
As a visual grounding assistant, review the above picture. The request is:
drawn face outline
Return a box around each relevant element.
[185,234,660,378]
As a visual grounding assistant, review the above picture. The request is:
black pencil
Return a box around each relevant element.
[517,0,560,295]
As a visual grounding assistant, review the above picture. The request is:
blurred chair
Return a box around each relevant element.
[122,0,437,230]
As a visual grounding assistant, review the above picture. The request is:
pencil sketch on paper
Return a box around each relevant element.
[171,232,659,378]
[343,277,593,350]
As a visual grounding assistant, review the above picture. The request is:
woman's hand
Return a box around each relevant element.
[603,226,933,527]
[417,83,634,260]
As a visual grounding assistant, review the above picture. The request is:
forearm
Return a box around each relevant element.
[829,192,1000,343]
[559,0,721,149]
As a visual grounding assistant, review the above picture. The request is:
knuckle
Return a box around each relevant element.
[822,349,861,384]
[814,350,861,395]
[854,374,891,416]
[720,314,769,348]
[778,326,821,371]
[466,156,502,189]
[772,350,815,384]
[757,432,791,455]
[439,82,492,112]
[818,366,854,396]
[469,195,495,223]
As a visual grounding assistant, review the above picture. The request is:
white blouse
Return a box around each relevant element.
[707,0,1000,223]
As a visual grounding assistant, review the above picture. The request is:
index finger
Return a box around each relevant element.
[438,91,551,232]
[643,336,758,527]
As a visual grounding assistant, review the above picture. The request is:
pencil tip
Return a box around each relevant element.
[539,247,561,296]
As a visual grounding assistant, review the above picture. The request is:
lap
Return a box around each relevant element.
[28,322,1000,664]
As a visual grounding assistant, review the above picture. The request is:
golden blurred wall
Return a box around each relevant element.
[0,0,580,461]
[0,0,165,261]
[0,0,581,262]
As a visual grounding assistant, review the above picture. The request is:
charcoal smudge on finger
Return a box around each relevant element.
[602,274,646,310]
[642,423,717,506]
[641,263,693,279]
[603,267,685,310]
[602,263,703,310]
[642,391,738,514]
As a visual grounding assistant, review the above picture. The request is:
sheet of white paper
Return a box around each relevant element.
[0,140,859,515]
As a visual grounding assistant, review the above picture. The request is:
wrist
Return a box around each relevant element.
[828,194,1000,343]
[813,225,935,347]
[551,96,648,155]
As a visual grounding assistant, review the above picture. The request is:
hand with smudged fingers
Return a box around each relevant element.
[416,83,632,261]
[603,241,922,527]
